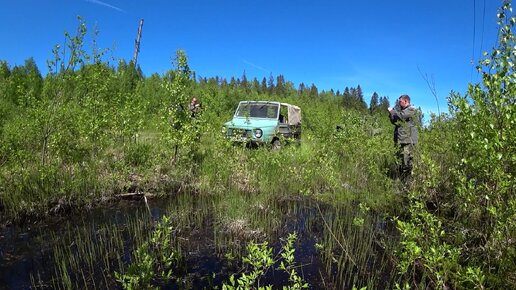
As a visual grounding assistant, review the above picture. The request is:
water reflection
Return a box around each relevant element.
[0,196,395,289]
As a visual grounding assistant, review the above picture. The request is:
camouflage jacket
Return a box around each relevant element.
[389,105,419,145]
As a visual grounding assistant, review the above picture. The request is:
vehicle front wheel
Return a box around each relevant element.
[271,139,281,150]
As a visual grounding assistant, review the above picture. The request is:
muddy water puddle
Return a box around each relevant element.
[0,196,395,289]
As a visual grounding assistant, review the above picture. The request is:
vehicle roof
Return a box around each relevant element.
[238,100,300,110]
[236,100,301,125]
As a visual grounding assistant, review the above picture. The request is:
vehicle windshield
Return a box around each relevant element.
[235,102,279,119]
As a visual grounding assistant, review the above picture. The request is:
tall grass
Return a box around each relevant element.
[38,208,152,289]
[315,202,396,289]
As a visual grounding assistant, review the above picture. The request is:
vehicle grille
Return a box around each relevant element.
[227,128,252,138]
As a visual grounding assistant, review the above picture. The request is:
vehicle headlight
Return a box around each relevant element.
[255,128,263,138]
[221,126,227,134]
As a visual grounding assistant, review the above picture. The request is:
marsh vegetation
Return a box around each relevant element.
[1,2,515,289]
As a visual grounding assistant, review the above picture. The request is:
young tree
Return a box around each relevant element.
[160,50,202,163]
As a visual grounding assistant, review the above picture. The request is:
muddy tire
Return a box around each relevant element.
[272,139,281,150]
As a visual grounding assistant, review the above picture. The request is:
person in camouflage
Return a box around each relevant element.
[388,94,419,178]
[189,97,201,118]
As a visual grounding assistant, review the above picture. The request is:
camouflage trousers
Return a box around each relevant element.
[397,143,415,176]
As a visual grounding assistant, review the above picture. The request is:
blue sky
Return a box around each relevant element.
[0,0,504,115]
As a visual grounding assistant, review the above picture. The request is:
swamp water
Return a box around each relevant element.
[0,193,397,289]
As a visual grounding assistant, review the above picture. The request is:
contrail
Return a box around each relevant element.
[85,0,126,13]
[243,59,270,73]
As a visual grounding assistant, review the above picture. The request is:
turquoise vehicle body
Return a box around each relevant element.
[223,101,301,148]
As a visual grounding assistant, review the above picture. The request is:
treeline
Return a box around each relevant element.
[0,59,388,118]
[196,71,389,113]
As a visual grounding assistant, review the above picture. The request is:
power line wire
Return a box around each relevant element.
[471,0,477,81]
[479,0,486,57]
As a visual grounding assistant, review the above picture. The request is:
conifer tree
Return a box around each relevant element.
[343,86,350,97]
[355,85,367,111]
[298,82,306,95]
[241,71,248,91]
[252,77,260,92]
[343,86,353,108]
[309,83,318,98]
[261,77,267,93]
[229,76,237,87]
[276,74,285,96]
[369,92,379,114]
[379,96,390,112]
[267,73,275,95]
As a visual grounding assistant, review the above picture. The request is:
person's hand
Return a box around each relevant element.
[388,107,393,112]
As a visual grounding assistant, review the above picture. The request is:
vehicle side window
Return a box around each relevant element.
[279,106,288,123]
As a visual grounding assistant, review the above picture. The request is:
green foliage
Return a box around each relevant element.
[158,49,207,163]
[0,162,100,218]
[395,2,516,289]
[124,142,153,167]
[115,216,181,290]
[279,233,309,290]
[395,193,460,289]
[448,1,516,287]
[0,16,152,219]
[222,232,308,290]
